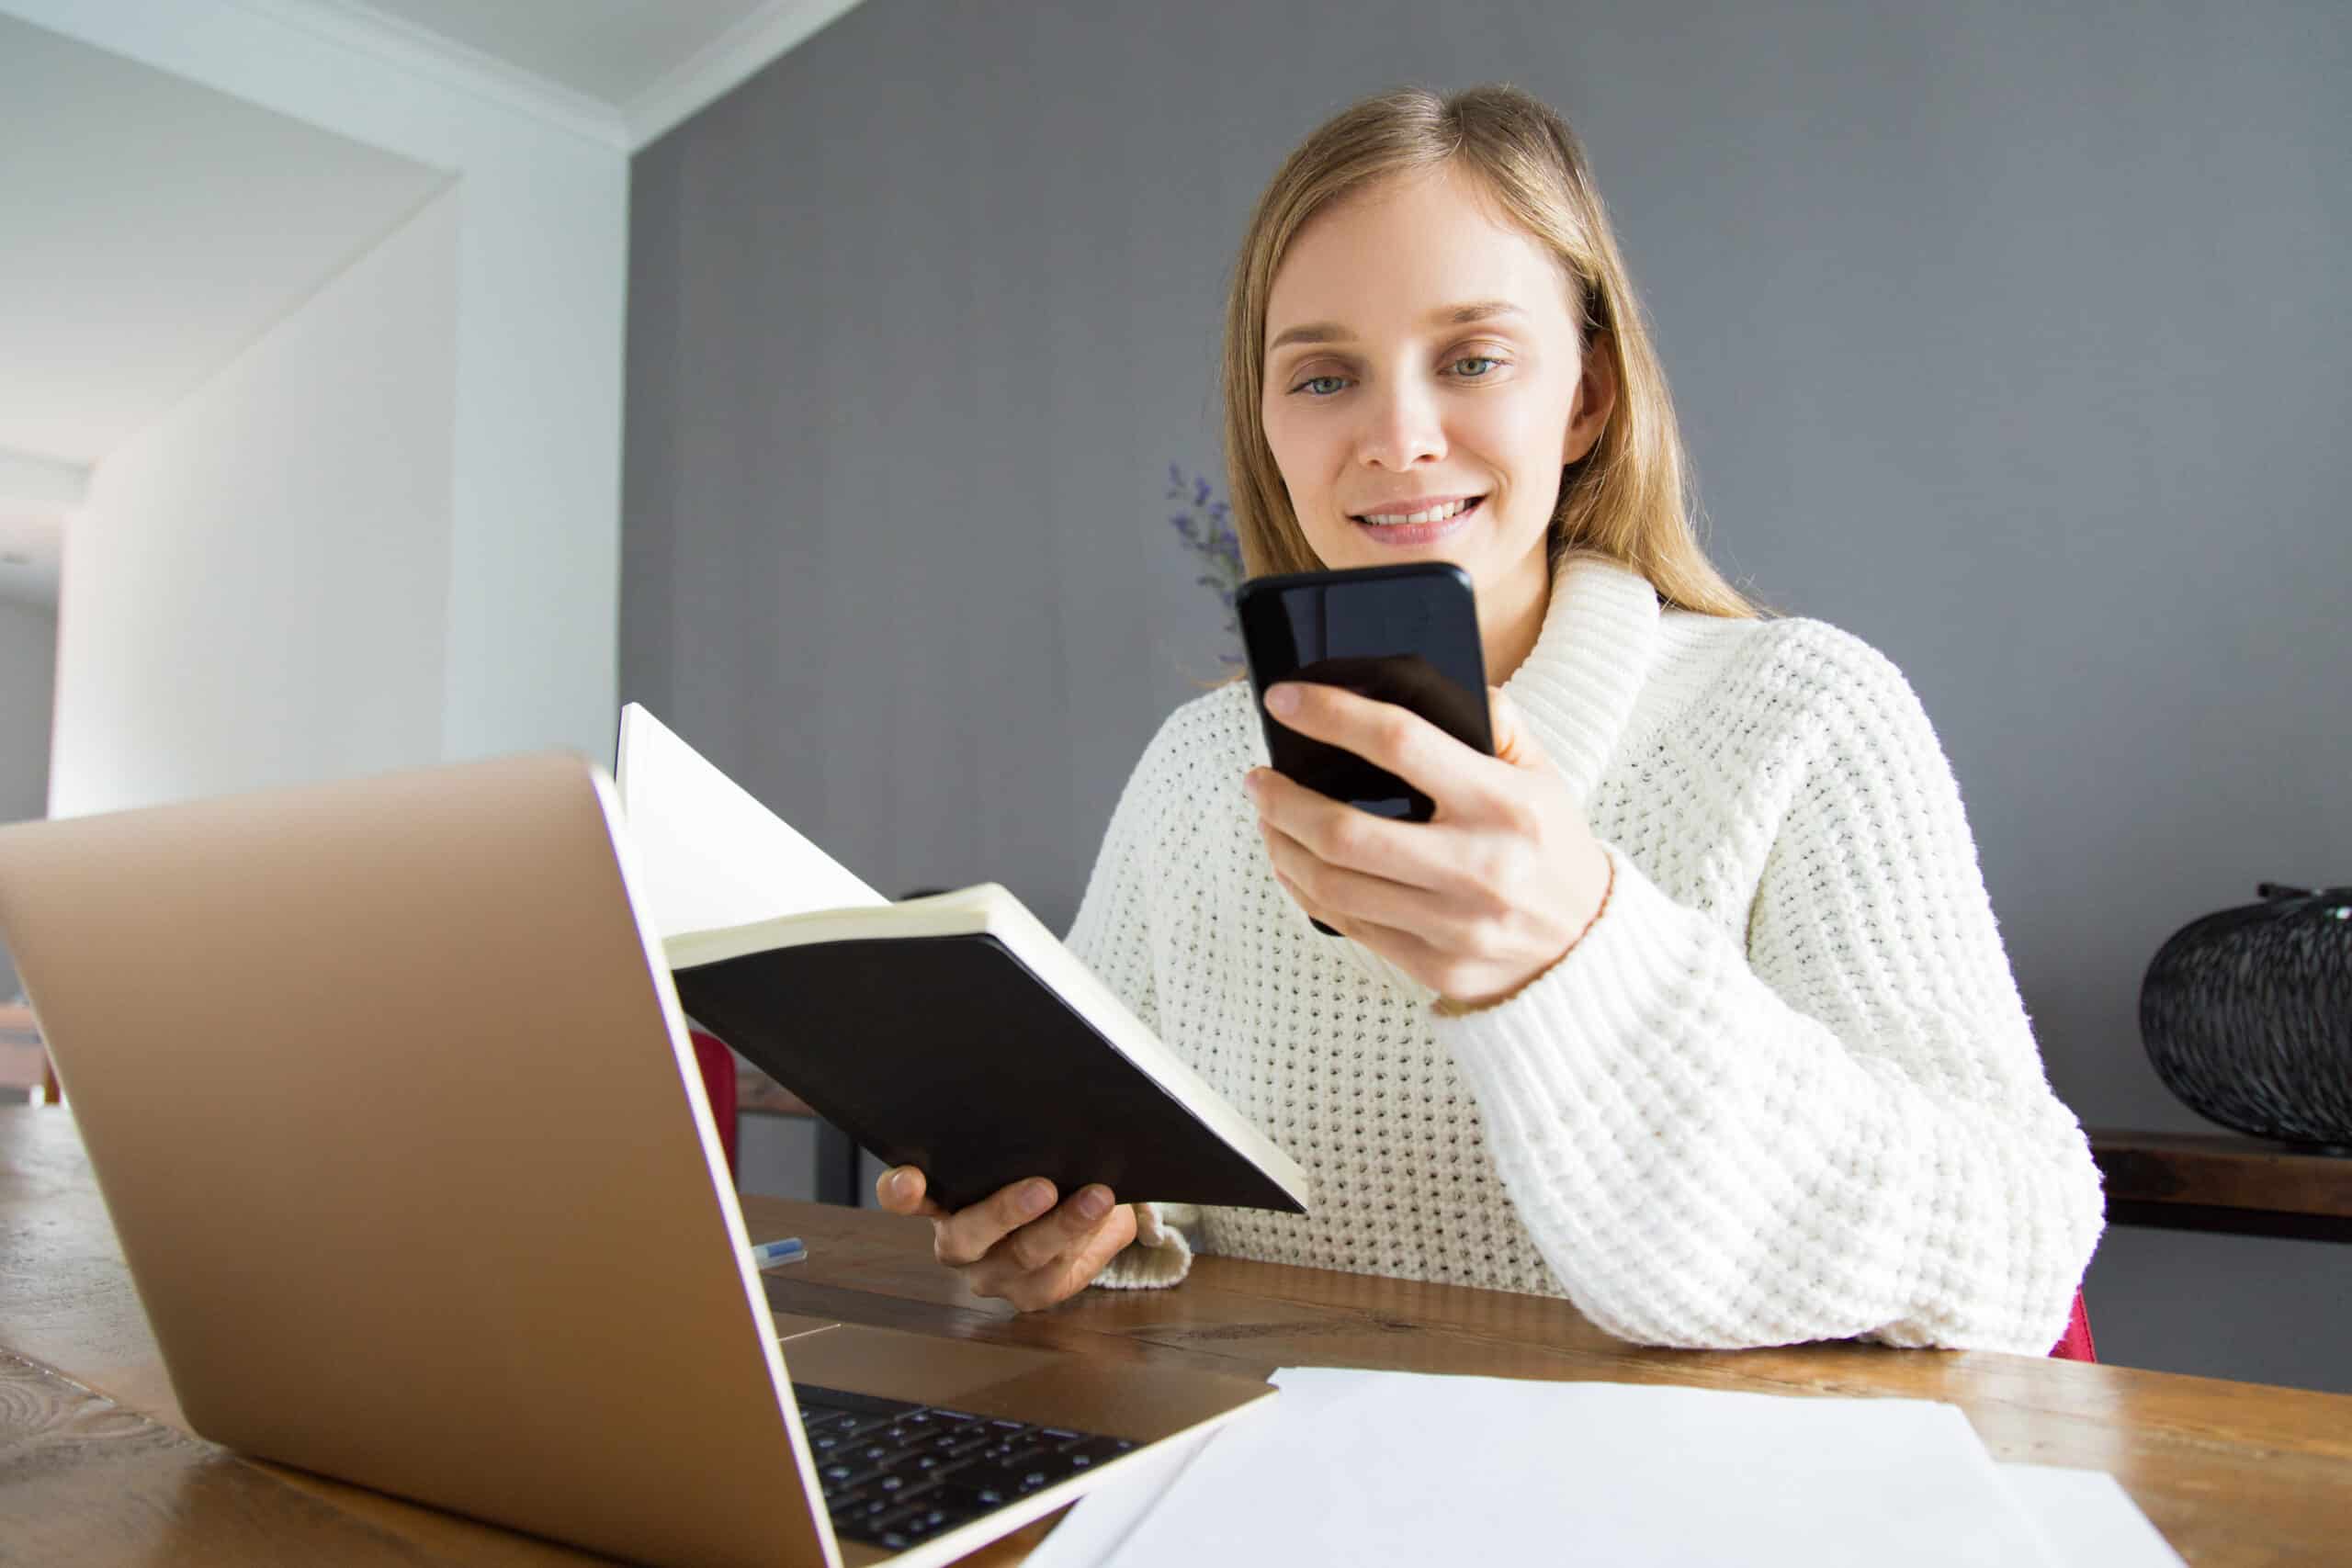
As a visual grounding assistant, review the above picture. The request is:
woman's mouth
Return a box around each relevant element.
[1350,494,1484,546]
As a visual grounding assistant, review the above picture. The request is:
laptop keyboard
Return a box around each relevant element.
[792,1382,1137,1551]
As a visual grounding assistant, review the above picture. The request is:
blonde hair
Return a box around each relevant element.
[1219,84,1761,620]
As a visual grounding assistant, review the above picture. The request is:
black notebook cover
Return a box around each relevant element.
[672,932,1306,1215]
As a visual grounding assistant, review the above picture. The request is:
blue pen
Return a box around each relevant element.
[749,1236,807,1269]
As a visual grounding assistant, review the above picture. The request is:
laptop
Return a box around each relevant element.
[0,751,1272,1567]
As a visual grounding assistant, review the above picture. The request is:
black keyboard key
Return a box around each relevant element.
[934,1476,1011,1510]
[1061,1435,1138,1466]
[952,1461,1057,1499]
[994,1447,1091,1489]
[803,1388,1138,1549]
[828,1461,896,1493]
[797,1407,857,1434]
[873,1498,953,1530]
[878,1520,950,1550]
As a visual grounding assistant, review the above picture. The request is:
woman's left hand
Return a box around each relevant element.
[1246,681,1611,1010]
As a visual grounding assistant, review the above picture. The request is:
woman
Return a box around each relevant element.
[878,84,2104,1354]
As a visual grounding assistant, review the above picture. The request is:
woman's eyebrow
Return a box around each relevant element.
[1267,300,1526,355]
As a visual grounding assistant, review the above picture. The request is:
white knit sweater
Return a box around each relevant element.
[1068,555,2105,1354]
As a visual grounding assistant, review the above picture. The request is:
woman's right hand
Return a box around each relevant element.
[874,1166,1136,1312]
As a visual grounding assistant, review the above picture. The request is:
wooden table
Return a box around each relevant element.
[2089,1126,2352,1243]
[6,1107,2350,1565]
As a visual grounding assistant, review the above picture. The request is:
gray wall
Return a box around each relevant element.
[0,596,58,999]
[624,0,2349,1386]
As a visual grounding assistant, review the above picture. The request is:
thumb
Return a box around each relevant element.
[876,1164,928,1214]
[1487,686,1552,773]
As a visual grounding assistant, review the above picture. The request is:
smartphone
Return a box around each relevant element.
[1237,563,1494,932]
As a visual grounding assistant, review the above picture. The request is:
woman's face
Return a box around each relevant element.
[1260,164,1611,610]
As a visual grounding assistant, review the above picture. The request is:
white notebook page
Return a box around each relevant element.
[615,703,885,940]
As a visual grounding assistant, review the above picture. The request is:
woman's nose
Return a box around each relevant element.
[1354,379,1447,470]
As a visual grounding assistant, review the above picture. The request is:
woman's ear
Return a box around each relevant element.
[1562,332,1618,466]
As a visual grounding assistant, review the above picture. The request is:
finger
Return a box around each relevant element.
[1260,818,1479,943]
[1340,902,1449,970]
[875,1165,947,1219]
[1280,869,1457,991]
[1249,767,1477,895]
[1001,1184,1121,1273]
[1046,1198,1142,1301]
[1262,681,1510,806]
[1261,821,1368,933]
[1265,848,1408,953]
[985,1200,1139,1312]
[933,1177,1057,1268]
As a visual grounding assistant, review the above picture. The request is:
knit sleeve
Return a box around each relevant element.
[1066,715,1200,1291]
[1430,626,2105,1353]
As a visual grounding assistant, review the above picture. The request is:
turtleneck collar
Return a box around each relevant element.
[1499,554,1663,809]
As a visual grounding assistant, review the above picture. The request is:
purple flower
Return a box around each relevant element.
[1163,462,1247,660]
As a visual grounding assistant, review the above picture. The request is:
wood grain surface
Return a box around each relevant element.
[8,1106,2349,1565]
[2088,1128,2342,1241]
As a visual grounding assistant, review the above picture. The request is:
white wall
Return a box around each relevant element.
[50,192,458,816]
[6,0,629,804]
[0,595,57,995]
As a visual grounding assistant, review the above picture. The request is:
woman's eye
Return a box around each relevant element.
[1453,355,1504,378]
[1295,375,1349,397]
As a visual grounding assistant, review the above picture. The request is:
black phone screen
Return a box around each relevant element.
[1237,563,1494,826]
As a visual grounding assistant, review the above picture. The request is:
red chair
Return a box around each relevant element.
[687,1029,740,1181]
[2051,1288,2097,1361]
[684,1028,865,1205]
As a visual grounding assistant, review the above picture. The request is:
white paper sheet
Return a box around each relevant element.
[614,703,886,939]
[1017,1424,1227,1568]
[1995,1464,2188,1567]
[1069,1367,2064,1568]
[1026,1374,2191,1568]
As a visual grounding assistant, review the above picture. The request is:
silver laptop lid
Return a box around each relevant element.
[0,753,837,1567]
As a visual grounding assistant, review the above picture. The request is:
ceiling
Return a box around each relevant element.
[0,12,451,607]
[0,0,864,610]
[350,0,778,106]
[269,0,872,146]
[0,15,449,469]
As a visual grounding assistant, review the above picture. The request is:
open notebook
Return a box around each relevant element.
[616,704,1308,1215]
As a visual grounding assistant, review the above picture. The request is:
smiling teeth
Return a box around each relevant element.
[1362,498,1474,525]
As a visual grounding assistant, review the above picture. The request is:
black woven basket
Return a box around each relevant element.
[2139,883,2352,1151]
